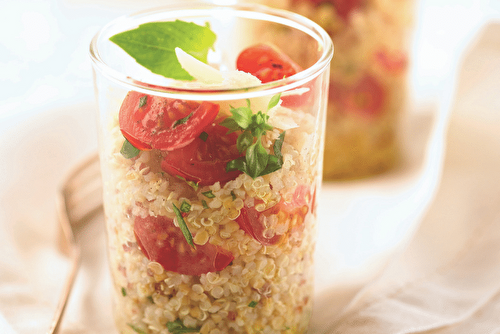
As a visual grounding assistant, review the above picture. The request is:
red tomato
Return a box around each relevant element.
[119,91,219,151]
[161,122,242,186]
[292,0,363,21]
[236,43,311,108]
[329,74,385,117]
[375,49,408,75]
[235,186,312,246]
[134,215,234,276]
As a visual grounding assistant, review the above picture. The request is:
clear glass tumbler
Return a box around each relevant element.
[90,2,333,334]
[253,0,415,180]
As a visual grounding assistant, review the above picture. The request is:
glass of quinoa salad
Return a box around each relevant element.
[90,3,333,333]
[253,0,415,180]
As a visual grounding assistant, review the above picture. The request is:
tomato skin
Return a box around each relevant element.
[161,122,243,186]
[375,49,408,75]
[119,91,219,151]
[236,43,310,108]
[235,186,312,246]
[134,215,234,276]
[329,74,385,117]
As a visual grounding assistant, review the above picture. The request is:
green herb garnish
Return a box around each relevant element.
[221,93,285,178]
[230,191,237,200]
[121,287,127,296]
[176,175,199,191]
[138,95,147,108]
[202,200,209,209]
[127,324,147,334]
[109,20,216,80]
[147,295,154,304]
[248,300,259,308]
[180,200,191,213]
[202,190,215,198]
[120,138,140,159]
[166,319,201,334]
[199,131,208,142]
[173,112,193,128]
[172,204,195,249]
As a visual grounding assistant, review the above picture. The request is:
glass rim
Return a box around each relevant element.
[89,1,334,101]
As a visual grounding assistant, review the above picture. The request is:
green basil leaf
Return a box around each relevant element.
[261,155,282,176]
[219,117,241,133]
[127,324,147,334]
[268,93,282,110]
[236,130,254,153]
[199,131,208,142]
[226,156,247,173]
[230,106,253,129]
[202,190,216,198]
[273,131,286,162]
[172,204,195,249]
[202,200,209,209]
[180,200,191,213]
[166,319,201,334]
[138,95,148,108]
[120,139,140,159]
[172,112,193,128]
[246,141,268,179]
[248,300,259,308]
[109,20,216,80]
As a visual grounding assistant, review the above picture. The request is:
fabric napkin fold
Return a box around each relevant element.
[317,22,500,334]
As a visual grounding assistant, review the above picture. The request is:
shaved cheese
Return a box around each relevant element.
[175,47,224,84]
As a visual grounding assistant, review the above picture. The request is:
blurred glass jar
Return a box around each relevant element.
[252,0,415,179]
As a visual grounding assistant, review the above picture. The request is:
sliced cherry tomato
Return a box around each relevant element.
[329,74,385,117]
[161,122,242,186]
[134,215,234,276]
[236,43,311,108]
[119,91,219,151]
[292,0,363,21]
[235,186,312,246]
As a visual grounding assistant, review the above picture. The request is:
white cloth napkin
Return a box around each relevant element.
[312,22,500,334]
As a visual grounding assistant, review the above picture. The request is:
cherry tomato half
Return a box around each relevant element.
[119,91,219,151]
[134,215,234,276]
[235,186,312,246]
[236,43,311,108]
[161,122,243,186]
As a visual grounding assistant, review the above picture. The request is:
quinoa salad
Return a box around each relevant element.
[98,26,327,333]
[254,0,414,179]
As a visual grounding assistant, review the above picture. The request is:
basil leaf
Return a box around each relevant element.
[236,130,254,153]
[202,190,215,198]
[109,20,216,80]
[268,93,282,110]
[120,139,140,159]
[166,319,201,334]
[261,155,282,176]
[248,300,259,308]
[219,117,241,133]
[230,106,253,129]
[180,200,191,213]
[273,131,286,163]
[226,157,247,173]
[246,141,268,179]
[201,200,209,209]
[138,95,148,108]
[199,131,208,142]
[172,112,193,128]
[127,324,147,334]
[172,204,195,249]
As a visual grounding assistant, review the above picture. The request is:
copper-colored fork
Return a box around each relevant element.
[48,153,103,334]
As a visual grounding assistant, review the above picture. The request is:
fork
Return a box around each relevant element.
[48,153,103,334]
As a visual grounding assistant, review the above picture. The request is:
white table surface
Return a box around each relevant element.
[1,1,500,333]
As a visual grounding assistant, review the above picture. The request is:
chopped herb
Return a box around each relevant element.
[222,93,285,178]
[202,190,215,198]
[127,323,147,334]
[121,287,127,296]
[202,200,209,209]
[199,131,208,142]
[176,175,199,191]
[120,138,140,159]
[172,112,193,128]
[166,319,201,334]
[109,20,216,80]
[172,204,195,249]
[147,295,154,304]
[230,191,237,200]
[248,300,259,308]
[180,200,191,213]
[138,95,147,108]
